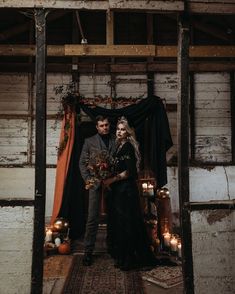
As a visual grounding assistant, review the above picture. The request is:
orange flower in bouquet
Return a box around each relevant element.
[85,150,114,190]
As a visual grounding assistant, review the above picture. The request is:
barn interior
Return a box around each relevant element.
[0,1,234,293]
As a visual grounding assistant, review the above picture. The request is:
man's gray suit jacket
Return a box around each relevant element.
[79,133,116,187]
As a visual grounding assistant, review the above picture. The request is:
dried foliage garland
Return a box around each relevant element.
[54,83,143,157]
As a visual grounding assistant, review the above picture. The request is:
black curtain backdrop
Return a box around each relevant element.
[59,96,173,240]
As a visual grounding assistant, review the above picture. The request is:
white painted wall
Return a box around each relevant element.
[0,166,234,219]
[191,209,234,294]
[0,206,34,294]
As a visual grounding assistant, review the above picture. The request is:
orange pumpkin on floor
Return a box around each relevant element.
[58,241,71,255]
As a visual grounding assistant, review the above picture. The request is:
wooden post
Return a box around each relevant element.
[72,11,80,93]
[189,73,195,160]
[177,14,194,294]
[27,19,34,165]
[231,72,235,163]
[106,10,114,46]
[106,10,116,102]
[147,13,154,97]
[31,9,47,294]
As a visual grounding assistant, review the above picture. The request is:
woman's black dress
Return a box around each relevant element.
[109,141,157,270]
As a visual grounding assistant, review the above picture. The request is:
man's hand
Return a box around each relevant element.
[103,177,115,190]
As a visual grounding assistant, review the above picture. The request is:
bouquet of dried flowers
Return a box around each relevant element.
[85,150,115,190]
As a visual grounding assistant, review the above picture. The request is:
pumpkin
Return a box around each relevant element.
[58,241,71,255]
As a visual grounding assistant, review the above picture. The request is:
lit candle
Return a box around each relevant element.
[142,183,148,196]
[170,236,178,252]
[163,232,171,247]
[148,184,154,196]
[45,229,52,242]
[178,243,182,258]
[142,183,147,190]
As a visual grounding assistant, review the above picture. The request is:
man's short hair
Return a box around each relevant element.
[95,115,109,125]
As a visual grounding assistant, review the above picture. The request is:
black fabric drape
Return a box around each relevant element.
[79,96,173,187]
[59,96,173,239]
[58,121,93,239]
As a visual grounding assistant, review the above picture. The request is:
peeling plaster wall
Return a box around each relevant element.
[0,206,34,294]
[167,166,235,214]
[0,166,234,219]
[191,210,235,294]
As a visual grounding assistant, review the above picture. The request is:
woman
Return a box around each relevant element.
[103,117,157,271]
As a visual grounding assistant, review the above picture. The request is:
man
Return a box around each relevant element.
[79,115,116,266]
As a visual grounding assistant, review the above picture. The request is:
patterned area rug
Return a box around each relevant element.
[63,254,146,294]
[44,255,74,278]
[142,265,183,289]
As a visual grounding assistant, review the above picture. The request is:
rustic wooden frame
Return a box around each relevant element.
[31,9,47,294]
[231,72,235,163]
[1,44,235,57]
[177,15,194,293]
[1,61,235,73]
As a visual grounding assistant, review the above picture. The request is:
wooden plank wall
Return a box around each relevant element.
[0,73,72,165]
[0,71,232,165]
[154,73,178,161]
[194,72,231,162]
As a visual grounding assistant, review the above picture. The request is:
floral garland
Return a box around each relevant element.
[54,83,144,158]
[57,114,71,158]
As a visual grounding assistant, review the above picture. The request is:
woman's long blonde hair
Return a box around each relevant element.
[116,117,141,172]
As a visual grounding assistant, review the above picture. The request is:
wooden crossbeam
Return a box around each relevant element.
[1,61,235,73]
[0,0,184,11]
[0,44,235,58]
[0,1,235,14]
[189,1,235,14]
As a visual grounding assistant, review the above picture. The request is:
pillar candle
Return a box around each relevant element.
[170,237,178,251]
[178,243,182,258]
[45,229,52,242]
[163,232,171,247]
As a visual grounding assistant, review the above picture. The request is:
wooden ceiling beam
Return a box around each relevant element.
[0,44,235,58]
[189,1,235,15]
[0,1,184,11]
[1,61,235,73]
[0,1,235,14]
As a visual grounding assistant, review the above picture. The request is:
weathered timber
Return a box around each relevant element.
[177,15,194,294]
[231,72,235,163]
[1,0,235,14]
[1,45,235,57]
[190,73,195,160]
[189,1,235,14]
[1,62,235,73]
[0,1,184,11]
[187,200,235,211]
[106,10,114,45]
[31,9,47,294]
[147,13,154,97]
[0,199,34,206]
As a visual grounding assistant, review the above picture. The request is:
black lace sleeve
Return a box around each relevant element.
[118,142,137,179]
